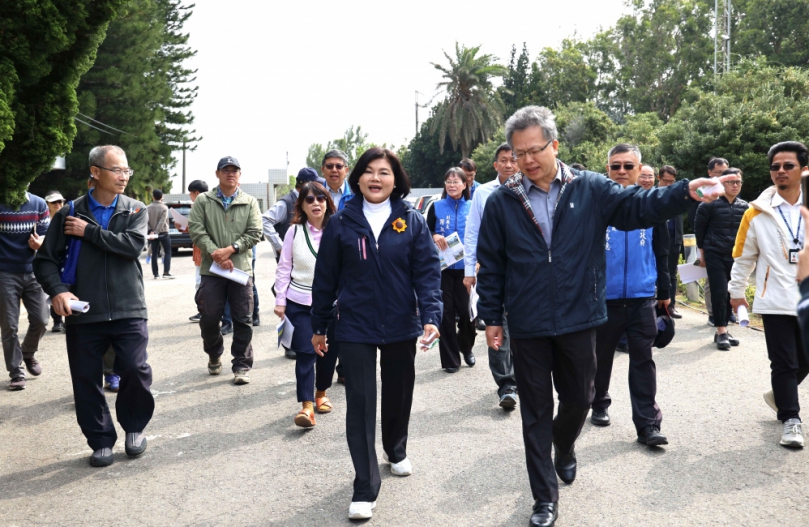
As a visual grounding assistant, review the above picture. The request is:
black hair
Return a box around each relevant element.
[188,180,209,193]
[659,165,677,179]
[767,141,809,168]
[722,167,743,178]
[570,163,586,171]
[459,158,477,172]
[440,167,470,200]
[292,181,335,227]
[707,157,729,170]
[348,147,411,200]
[152,189,163,200]
[493,143,513,162]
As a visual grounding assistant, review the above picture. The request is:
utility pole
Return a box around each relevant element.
[415,91,424,136]
[181,139,186,192]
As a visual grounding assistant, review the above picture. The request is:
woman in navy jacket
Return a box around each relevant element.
[427,167,477,372]
[311,147,442,520]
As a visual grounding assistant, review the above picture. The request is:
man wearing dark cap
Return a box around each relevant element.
[188,156,262,385]
[321,150,353,209]
[146,189,172,279]
[261,168,318,360]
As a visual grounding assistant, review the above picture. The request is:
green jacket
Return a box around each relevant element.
[188,187,262,276]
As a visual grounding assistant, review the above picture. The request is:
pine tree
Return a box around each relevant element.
[0,0,129,208]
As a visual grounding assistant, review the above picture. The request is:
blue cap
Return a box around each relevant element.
[217,156,240,170]
[296,167,319,185]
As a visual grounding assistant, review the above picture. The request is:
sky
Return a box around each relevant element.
[173,0,630,190]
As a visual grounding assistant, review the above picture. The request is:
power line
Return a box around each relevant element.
[73,116,115,135]
[76,112,135,136]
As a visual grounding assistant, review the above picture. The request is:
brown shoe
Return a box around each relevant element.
[24,358,42,376]
[9,377,25,390]
[294,407,316,428]
[315,396,333,414]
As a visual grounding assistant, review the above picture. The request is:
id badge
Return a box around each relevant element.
[789,249,799,264]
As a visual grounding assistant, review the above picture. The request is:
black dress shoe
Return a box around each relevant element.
[189,313,201,322]
[714,332,730,351]
[220,322,233,335]
[475,317,486,331]
[444,367,460,373]
[252,313,260,326]
[51,321,65,332]
[590,409,610,426]
[529,501,558,527]
[553,445,576,484]
[336,375,345,384]
[669,307,682,319]
[727,333,739,346]
[637,425,668,447]
[284,347,296,360]
[463,352,476,367]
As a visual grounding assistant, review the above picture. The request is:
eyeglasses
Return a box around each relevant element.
[304,195,327,204]
[219,168,240,175]
[93,165,134,177]
[638,175,654,179]
[770,163,798,172]
[324,163,346,170]
[609,163,636,171]
[723,180,742,186]
[513,139,553,160]
[445,180,464,186]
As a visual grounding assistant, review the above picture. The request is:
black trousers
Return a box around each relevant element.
[65,319,154,451]
[317,320,340,391]
[438,269,476,369]
[706,256,733,327]
[511,329,597,503]
[593,300,662,433]
[150,233,172,276]
[762,315,809,422]
[196,274,254,372]
[668,243,681,300]
[341,338,417,502]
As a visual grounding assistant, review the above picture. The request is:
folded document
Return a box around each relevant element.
[210,262,250,285]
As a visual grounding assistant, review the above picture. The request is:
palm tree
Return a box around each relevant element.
[430,43,508,158]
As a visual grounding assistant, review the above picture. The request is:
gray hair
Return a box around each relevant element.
[322,149,349,166]
[89,145,126,167]
[607,143,642,164]
[505,106,558,146]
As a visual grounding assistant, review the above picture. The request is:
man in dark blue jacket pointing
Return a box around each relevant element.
[477,106,731,527]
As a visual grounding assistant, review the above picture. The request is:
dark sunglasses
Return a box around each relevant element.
[770,162,798,172]
[609,163,636,171]
[324,163,345,170]
[304,195,327,204]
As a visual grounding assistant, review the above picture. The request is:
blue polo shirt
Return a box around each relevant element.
[87,189,119,230]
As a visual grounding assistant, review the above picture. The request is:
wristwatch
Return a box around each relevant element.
[231,242,239,253]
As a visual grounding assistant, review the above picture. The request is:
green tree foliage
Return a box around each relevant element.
[402,114,459,188]
[734,0,809,67]
[30,0,199,202]
[656,62,809,200]
[529,40,597,110]
[500,44,531,117]
[470,129,506,184]
[430,43,507,158]
[0,0,129,208]
[305,125,369,171]
[555,102,615,169]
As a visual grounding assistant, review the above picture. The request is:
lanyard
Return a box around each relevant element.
[778,205,803,247]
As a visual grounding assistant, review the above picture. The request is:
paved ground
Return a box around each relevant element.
[1,243,808,526]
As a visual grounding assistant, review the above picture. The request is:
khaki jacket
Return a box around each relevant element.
[188,187,262,276]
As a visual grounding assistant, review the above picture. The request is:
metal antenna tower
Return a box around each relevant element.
[714,0,732,76]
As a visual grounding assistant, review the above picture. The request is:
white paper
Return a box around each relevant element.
[696,178,725,199]
[276,316,294,349]
[436,232,465,271]
[209,262,250,285]
[677,263,708,284]
[737,305,750,327]
[68,300,90,313]
[468,284,479,321]
[169,208,188,230]
[147,234,158,240]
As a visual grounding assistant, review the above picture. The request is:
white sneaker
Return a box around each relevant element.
[348,501,376,519]
[763,390,778,413]
[390,456,412,476]
[780,418,805,448]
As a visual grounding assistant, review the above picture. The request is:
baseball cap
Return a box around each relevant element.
[296,167,319,185]
[45,191,65,203]
[217,156,241,170]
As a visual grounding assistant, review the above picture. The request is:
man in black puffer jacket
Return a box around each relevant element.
[695,168,749,350]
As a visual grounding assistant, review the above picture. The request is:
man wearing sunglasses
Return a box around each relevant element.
[321,149,354,210]
[694,168,747,350]
[188,156,262,386]
[729,141,809,449]
[589,144,670,448]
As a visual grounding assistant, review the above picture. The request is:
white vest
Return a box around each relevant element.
[290,224,319,296]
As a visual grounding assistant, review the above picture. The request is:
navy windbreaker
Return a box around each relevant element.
[476,163,693,339]
[311,196,443,345]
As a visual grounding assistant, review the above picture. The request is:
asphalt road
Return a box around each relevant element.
[1,243,807,526]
